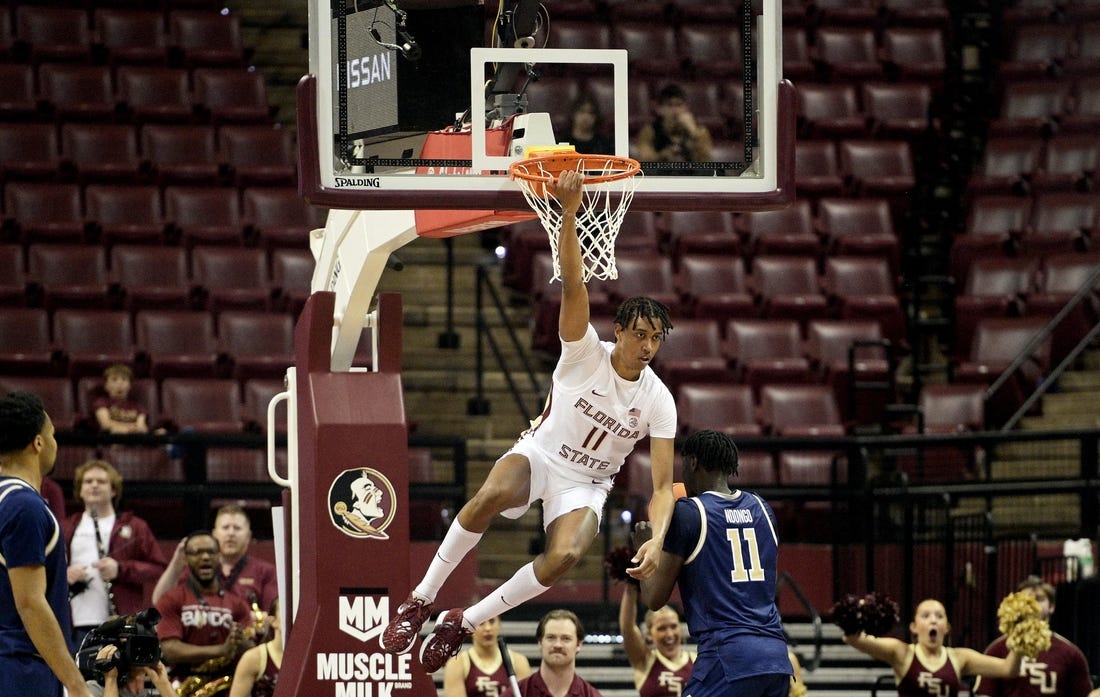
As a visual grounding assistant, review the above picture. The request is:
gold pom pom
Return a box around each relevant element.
[997,591,1039,635]
[1006,617,1052,659]
[997,591,1052,659]
[789,680,808,697]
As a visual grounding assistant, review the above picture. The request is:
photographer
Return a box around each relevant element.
[634,84,714,173]
[76,609,172,697]
[87,644,174,697]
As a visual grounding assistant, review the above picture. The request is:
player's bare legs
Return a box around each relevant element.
[419,505,600,672]
[533,506,599,586]
[381,454,531,654]
[455,453,532,532]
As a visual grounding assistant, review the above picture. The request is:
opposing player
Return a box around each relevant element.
[843,598,1024,697]
[382,170,678,674]
[634,429,792,697]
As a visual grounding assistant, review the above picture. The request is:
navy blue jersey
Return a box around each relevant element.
[663,490,791,683]
[0,476,72,697]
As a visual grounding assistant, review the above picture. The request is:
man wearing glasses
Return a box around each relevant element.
[154,531,254,682]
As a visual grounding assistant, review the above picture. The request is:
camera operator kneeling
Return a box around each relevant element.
[76,609,176,696]
[87,644,176,697]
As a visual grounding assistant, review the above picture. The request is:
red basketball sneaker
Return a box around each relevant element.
[418,608,472,673]
[380,593,433,654]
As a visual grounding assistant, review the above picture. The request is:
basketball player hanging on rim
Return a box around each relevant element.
[381,169,679,673]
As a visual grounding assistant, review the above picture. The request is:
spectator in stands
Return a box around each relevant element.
[516,609,603,697]
[87,643,174,697]
[618,584,694,697]
[634,84,713,172]
[974,577,1093,697]
[152,504,277,613]
[0,391,94,697]
[62,459,168,647]
[443,615,531,697]
[634,430,792,697]
[842,598,1024,697]
[567,93,614,156]
[92,365,149,435]
[155,530,254,683]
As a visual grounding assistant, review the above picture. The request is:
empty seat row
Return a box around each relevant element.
[0,244,314,313]
[0,7,245,67]
[954,253,1100,363]
[782,24,945,83]
[0,307,298,381]
[794,138,916,202]
[777,0,950,29]
[0,123,295,188]
[0,64,272,124]
[527,255,906,351]
[997,21,1100,79]
[988,77,1100,137]
[1,184,321,247]
[968,135,1100,195]
[503,198,901,293]
[549,0,951,29]
[797,82,934,139]
[953,192,1100,280]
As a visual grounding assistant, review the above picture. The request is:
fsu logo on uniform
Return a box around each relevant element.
[327,467,397,539]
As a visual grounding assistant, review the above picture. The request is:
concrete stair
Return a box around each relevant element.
[974,348,1100,536]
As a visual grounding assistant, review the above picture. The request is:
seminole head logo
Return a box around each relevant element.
[328,467,397,539]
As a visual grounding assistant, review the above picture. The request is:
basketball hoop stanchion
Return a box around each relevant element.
[509,148,642,282]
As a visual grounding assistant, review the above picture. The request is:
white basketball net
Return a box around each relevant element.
[511,155,640,282]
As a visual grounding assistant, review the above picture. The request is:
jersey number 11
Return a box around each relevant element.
[727,528,765,583]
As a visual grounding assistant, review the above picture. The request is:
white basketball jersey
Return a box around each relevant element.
[522,324,676,479]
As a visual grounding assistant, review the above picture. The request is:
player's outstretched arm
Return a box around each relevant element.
[956,647,1023,680]
[553,170,588,342]
[618,584,650,671]
[629,437,675,581]
[842,632,909,671]
[632,521,682,611]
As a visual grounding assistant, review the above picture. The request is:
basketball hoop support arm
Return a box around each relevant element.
[309,207,419,372]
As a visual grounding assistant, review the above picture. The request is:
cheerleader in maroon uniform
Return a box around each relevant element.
[619,584,694,697]
[843,599,1023,697]
[443,616,531,697]
[229,599,281,697]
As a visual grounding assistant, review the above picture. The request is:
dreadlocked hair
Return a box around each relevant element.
[614,297,673,339]
[681,429,738,477]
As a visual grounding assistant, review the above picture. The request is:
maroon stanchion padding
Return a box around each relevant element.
[274,291,436,697]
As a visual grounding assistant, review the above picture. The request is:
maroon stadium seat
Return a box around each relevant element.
[724,319,813,395]
[109,245,191,312]
[117,67,194,124]
[217,311,294,380]
[676,383,761,437]
[140,124,221,186]
[190,246,271,313]
[85,185,166,246]
[0,308,59,375]
[52,309,136,379]
[93,9,169,65]
[135,310,221,379]
[27,244,112,311]
[160,378,243,432]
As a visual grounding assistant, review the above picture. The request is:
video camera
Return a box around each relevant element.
[76,608,162,682]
